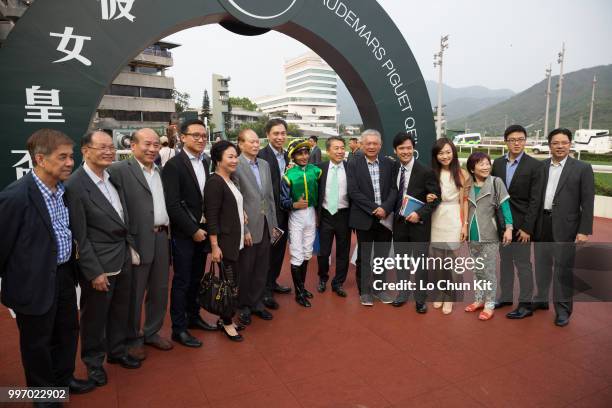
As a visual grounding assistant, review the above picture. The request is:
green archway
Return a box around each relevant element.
[0,0,434,188]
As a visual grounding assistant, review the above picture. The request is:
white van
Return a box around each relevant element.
[573,129,611,154]
[453,133,482,145]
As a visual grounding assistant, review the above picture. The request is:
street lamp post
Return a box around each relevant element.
[544,64,552,138]
[554,42,565,128]
[588,75,597,129]
[433,35,449,139]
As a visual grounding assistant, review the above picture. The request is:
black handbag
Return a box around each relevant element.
[198,261,237,317]
[491,177,506,241]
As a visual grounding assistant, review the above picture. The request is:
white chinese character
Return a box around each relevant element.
[100,0,135,22]
[11,150,33,180]
[24,86,65,123]
[49,27,92,66]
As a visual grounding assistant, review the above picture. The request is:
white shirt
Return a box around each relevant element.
[396,158,415,193]
[226,179,245,250]
[159,146,175,167]
[184,148,206,194]
[135,159,169,227]
[83,162,124,276]
[323,161,349,211]
[269,145,286,174]
[544,156,568,210]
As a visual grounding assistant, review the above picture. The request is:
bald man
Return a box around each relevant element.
[108,128,172,361]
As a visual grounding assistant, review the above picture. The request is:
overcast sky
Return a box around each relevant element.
[164,0,612,107]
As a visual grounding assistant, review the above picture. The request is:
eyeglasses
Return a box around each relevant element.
[87,145,116,152]
[184,133,207,141]
[507,138,526,144]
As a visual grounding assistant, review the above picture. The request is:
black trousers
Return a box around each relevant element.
[220,259,238,325]
[355,220,393,296]
[317,208,351,288]
[265,215,288,297]
[238,222,270,313]
[393,219,430,303]
[79,258,131,368]
[534,212,575,317]
[171,236,207,334]
[498,237,534,307]
[15,262,78,387]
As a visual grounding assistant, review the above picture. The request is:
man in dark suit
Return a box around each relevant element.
[308,135,322,165]
[316,136,351,297]
[257,118,292,309]
[108,128,172,361]
[0,129,94,395]
[235,129,278,324]
[347,129,397,306]
[161,119,217,348]
[534,128,595,327]
[66,130,141,388]
[492,125,543,319]
[347,137,362,160]
[390,132,440,313]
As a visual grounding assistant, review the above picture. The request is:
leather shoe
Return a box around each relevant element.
[66,377,96,394]
[555,315,570,327]
[533,302,550,311]
[127,345,147,361]
[172,330,202,348]
[416,302,428,314]
[303,287,314,299]
[252,309,273,320]
[217,320,244,342]
[494,301,513,309]
[107,355,141,369]
[239,311,251,325]
[188,316,218,331]
[392,298,407,307]
[87,366,107,386]
[317,280,327,293]
[144,335,173,351]
[332,286,347,297]
[506,307,533,319]
[273,283,291,294]
[263,296,279,310]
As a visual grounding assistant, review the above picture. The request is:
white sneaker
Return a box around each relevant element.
[360,294,374,306]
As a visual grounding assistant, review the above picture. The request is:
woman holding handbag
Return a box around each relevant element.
[426,139,472,315]
[204,140,246,342]
[464,152,513,321]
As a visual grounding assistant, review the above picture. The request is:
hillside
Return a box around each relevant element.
[448,65,612,135]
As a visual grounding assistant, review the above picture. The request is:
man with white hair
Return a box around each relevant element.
[346,130,397,306]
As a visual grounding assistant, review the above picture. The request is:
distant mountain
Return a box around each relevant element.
[337,79,515,125]
[448,64,612,135]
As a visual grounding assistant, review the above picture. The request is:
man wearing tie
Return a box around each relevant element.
[257,119,292,309]
[534,128,594,327]
[391,132,440,313]
[235,129,278,324]
[316,136,351,297]
[162,120,217,348]
[66,130,140,388]
[108,128,173,361]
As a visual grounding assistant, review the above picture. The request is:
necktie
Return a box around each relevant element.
[396,166,406,214]
[327,165,339,215]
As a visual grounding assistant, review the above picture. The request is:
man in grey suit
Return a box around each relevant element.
[66,131,141,388]
[308,136,322,165]
[534,128,595,327]
[235,129,279,325]
[108,128,172,362]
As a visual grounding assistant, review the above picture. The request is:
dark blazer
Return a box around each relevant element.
[535,156,595,242]
[309,146,322,165]
[0,173,73,315]
[317,160,350,219]
[65,167,132,282]
[346,154,398,230]
[161,149,210,239]
[492,153,542,235]
[257,144,289,225]
[392,159,441,223]
[203,174,242,262]
[107,157,162,265]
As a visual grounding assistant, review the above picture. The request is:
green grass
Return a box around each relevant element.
[595,173,612,197]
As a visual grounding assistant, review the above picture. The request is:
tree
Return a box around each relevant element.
[223,98,233,135]
[201,89,211,123]
[228,96,258,111]
[173,89,190,113]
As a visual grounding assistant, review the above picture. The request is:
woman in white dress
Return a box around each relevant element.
[427,139,471,314]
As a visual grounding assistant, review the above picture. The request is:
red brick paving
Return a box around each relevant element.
[1,218,611,407]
